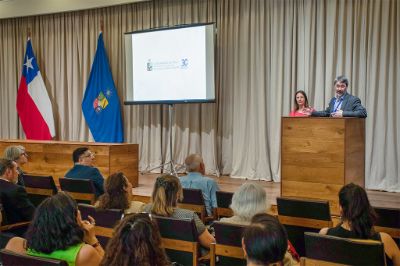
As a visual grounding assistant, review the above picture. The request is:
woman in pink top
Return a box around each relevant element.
[289,90,315,117]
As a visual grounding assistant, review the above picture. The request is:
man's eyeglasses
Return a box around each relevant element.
[81,152,95,158]
[21,152,28,157]
[335,83,346,88]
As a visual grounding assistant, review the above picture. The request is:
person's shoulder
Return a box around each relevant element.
[5,237,27,254]
[174,207,196,218]
[76,244,101,265]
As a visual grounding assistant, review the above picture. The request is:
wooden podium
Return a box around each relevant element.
[0,140,138,187]
[281,117,365,215]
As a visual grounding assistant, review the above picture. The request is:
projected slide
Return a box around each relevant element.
[124,23,215,104]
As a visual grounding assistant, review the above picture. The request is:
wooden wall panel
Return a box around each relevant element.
[0,140,138,187]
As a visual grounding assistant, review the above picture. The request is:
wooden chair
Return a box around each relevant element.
[153,215,200,266]
[22,174,58,207]
[59,178,96,204]
[277,197,332,256]
[210,221,246,266]
[78,203,124,247]
[0,249,68,266]
[374,206,400,248]
[301,232,386,266]
[178,188,209,222]
[215,191,234,219]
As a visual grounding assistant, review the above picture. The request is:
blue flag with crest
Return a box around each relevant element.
[82,33,124,142]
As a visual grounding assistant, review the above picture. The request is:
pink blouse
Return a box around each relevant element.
[289,108,315,117]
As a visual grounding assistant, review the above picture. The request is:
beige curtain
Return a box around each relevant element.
[0,0,398,191]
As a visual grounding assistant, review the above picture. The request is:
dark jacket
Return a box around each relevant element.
[65,164,105,197]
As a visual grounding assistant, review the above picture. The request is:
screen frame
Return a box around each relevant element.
[123,22,216,105]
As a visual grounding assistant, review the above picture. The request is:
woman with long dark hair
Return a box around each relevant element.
[143,174,215,248]
[96,172,144,214]
[6,192,104,266]
[289,90,314,117]
[320,183,400,265]
[101,213,169,266]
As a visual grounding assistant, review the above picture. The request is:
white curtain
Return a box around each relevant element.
[0,0,398,191]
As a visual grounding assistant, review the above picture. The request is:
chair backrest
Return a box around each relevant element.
[210,221,246,266]
[0,193,30,234]
[374,206,400,248]
[0,249,68,266]
[215,191,234,219]
[277,197,332,256]
[303,232,386,265]
[153,215,199,266]
[178,188,207,222]
[59,178,96,204]
[22,175,57,207]
[78,203,123,247]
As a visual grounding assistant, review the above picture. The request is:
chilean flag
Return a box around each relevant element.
[17,39,55,140]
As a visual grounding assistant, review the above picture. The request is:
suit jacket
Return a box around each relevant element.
[65,164,105,197]
[0,179,35,224]
[312,93,367,118]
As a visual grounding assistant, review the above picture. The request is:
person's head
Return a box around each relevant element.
[101,213,169,266]
[72,147,95,166]
[0,159,19,184]
[25,192,84,253]
[3,145,28,166]
[338,183,377,238]
[97,172,132,210]
[242,213,288,265]
[294,90,310,110]
[334,75,349,98]
[230,183,269,221]
[185,154,205,175]
[151,175,182,216]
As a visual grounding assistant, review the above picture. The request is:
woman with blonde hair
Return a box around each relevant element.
[4,145,28,186]
[143,174,215,248]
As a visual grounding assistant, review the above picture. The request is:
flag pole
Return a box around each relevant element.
[100,16,104,33]
[27,27,31,39]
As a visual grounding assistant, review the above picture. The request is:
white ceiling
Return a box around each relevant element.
[0,0,150,19]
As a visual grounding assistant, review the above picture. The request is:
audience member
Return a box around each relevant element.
[312,75,367,118]
[4,145,28,186]
[0,158,34,225]
[101,213,170,266]
[289,90,314,117]
[179,154,219,216]
[143,174,215,248]
[65,147,104,197]
[320,183,400,266]
[242,213,289,266]
[6,192,104,266]
[95,172,144,214]
[220,183,269,225]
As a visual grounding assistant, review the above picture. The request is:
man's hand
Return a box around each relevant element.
[331,110,343,117]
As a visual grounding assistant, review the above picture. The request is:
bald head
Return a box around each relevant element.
[185,154,205,174]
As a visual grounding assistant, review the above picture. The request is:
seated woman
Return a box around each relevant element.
[143,174,215,248]
[220,183,269,225]
[5,192,104,266]
[95,172,144,214]
[4,145,29,186]
[219,183,298,264]
[101,213,169,266]
[320,183,400,266]
[289,90,314,117]
[243,213,289,266]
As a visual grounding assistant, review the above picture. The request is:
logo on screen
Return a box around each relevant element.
[147,59,153,71]
[181,58,189,69]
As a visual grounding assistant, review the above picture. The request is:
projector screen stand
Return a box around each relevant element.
[141,104,183,176]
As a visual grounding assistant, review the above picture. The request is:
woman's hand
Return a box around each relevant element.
[79,215,98,245]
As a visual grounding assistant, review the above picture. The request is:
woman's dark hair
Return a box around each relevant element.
[243,213,288,265]
[294,90,310,111]
[339,183,377,239]
[97,172,129,210]
[150,175,182,216]
[101,213,170,266]
[26,192,84,253]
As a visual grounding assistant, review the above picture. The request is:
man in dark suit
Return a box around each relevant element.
[0,158,35,225]
[65,147,104,197]
[312,75,367,118]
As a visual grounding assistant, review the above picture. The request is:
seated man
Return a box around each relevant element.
[312,75,367,118]
[179,154,219,217]
[65,147,104,197]
[0,159,35,225]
